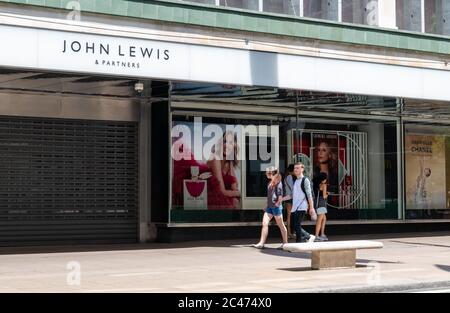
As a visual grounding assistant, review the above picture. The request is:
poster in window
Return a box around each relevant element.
[171,121,242,211]
[293,131,351,209]
[405,134,446,210]
[311,133,340,199]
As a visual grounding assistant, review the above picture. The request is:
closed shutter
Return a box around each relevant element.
[0,116,138,246]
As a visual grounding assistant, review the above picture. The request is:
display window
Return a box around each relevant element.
[169,83,400,223]
[405,123,450,219]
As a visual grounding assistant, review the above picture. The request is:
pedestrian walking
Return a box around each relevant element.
[288,162,316,243]
[313,172,329,241]
[253,167,288,249]
[283,164,295,239]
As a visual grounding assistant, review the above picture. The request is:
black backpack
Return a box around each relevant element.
[299,176,315,204]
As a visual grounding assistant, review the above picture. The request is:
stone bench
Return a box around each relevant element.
[283,240,384,270]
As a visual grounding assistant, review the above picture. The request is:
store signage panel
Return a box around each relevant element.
[1,24,450,101]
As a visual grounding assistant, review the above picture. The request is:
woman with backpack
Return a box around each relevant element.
[252,167,288,249]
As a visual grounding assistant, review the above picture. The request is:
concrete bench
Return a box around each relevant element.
[283,240,384,270]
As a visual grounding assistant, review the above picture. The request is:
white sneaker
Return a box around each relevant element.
[308,235,316,243]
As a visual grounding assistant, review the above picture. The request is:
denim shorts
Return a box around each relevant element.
[316,207,328,215]
[266,206,283,216]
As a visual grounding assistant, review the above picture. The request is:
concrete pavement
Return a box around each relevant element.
[0,232,449,293]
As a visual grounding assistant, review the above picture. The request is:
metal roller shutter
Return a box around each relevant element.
[0,116,139,246]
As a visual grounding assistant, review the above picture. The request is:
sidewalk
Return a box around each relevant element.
[0,232,449,293]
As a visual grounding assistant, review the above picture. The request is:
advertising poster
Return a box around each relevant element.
[311,133,340,197]
[405,134,446,210]
[447,137,450,209]
[171,120,242,211]
[293,131,349,208]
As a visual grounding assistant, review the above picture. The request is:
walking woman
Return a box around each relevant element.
[313,172,329,241]
[253,167,288,249]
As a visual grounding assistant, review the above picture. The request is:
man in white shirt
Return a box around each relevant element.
[291,162,316,243]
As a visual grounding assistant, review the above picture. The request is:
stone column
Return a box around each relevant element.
[139,83,153,243]
[359,121,386,210]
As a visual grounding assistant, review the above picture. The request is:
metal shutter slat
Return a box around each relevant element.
[0,116,138,246]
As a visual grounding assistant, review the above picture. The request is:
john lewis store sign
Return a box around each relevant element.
[61,39,170,69]
[1,24,450,101]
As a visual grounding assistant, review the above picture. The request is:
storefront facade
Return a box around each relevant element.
[0,0,449,245]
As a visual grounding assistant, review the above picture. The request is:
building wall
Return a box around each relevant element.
[0,0,448,244]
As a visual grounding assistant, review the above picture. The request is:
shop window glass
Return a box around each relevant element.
[396,0,423,32]
[220,0,259,11]
[403,98,450,119]
[342,0,379,26]
[183,0,217,5]
[405,123,450,219]
[290,120,398,220]
[169,84,291,223]
[304,0,339,21]
[425,0,450,36]
[169,83,399,223]
[262,0,300,16]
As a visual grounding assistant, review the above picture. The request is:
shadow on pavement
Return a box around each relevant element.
[259,247,404,265]
[389,240,450,248]
[357,259,403,264]
[0,231,449,255]
[277,267,312,272]
[258,247,310,259]
[277,263,393,272]
[435,264,450,272]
